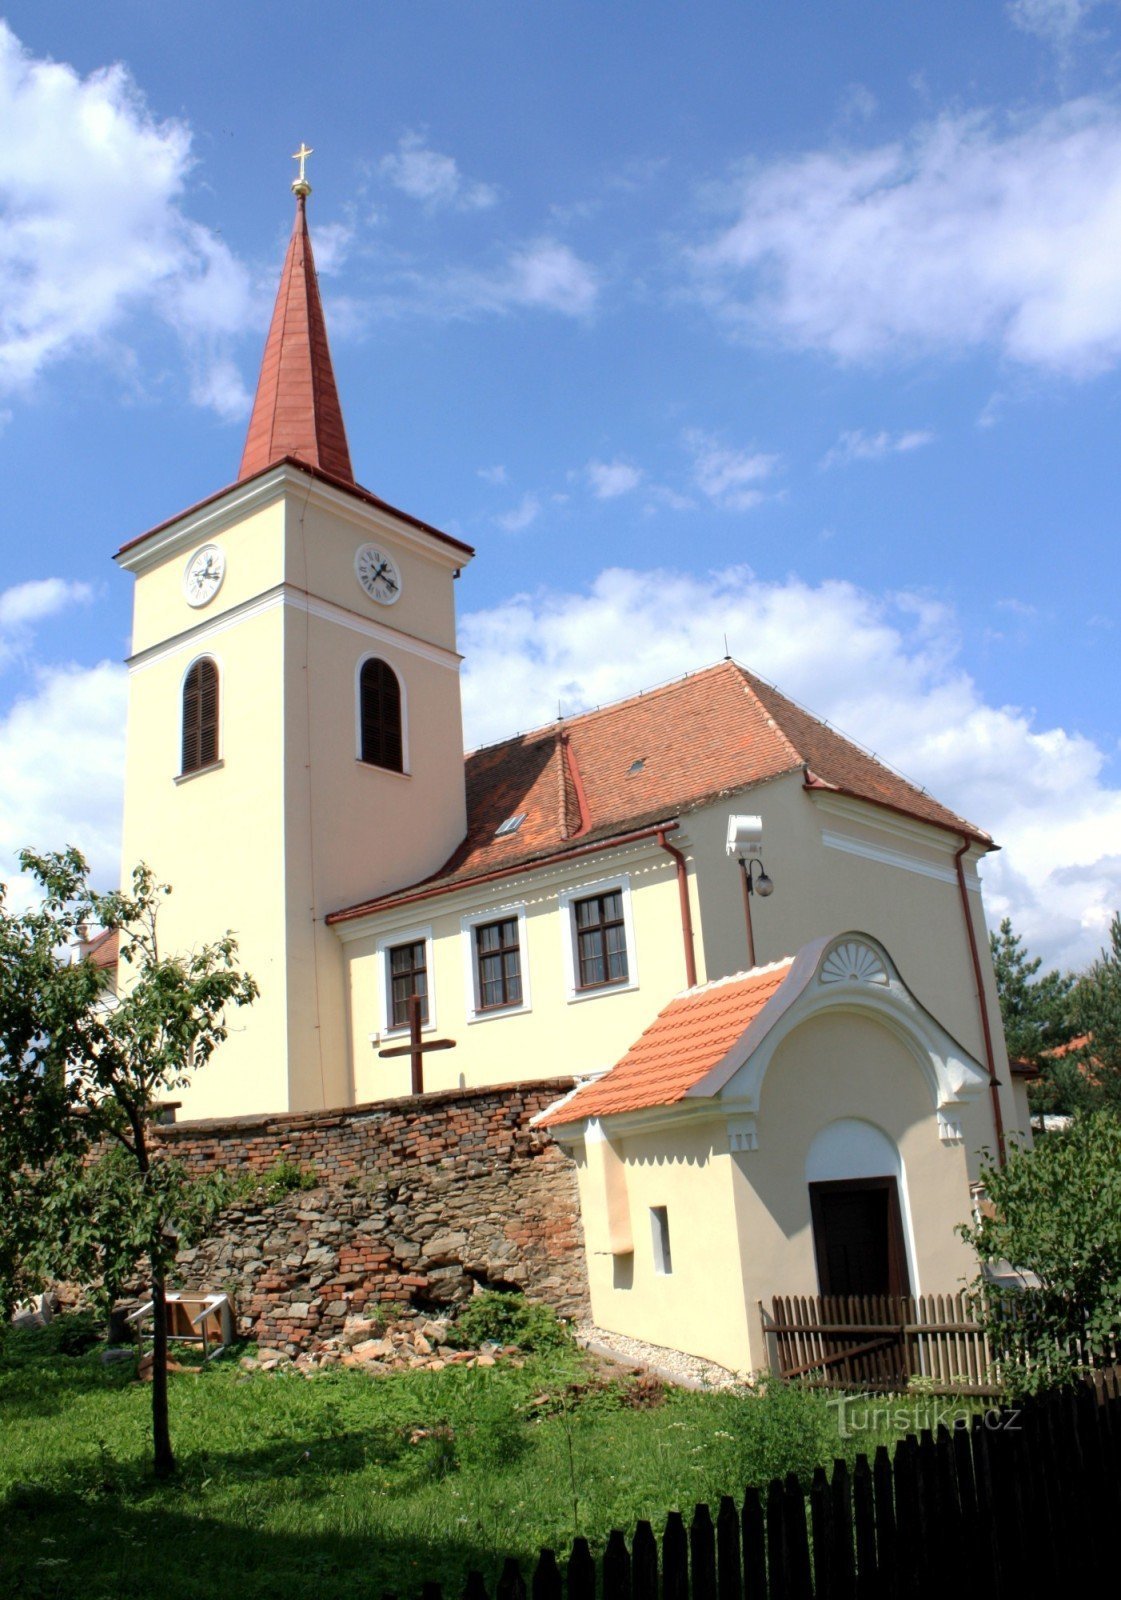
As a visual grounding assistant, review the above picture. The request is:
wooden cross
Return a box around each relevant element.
[292,142,314,184]
[377,992,456,1095]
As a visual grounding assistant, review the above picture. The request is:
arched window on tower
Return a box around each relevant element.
[359,658,404,772]
[181,657,220,775]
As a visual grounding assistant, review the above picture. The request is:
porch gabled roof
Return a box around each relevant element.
[537,958,796,1125]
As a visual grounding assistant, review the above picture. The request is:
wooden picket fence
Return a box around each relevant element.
[760,1293,1000,1394]
[386,1375,1121,1600]
[760,1292,1121,1394]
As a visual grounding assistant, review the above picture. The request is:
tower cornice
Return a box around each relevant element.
[114,458,474,573]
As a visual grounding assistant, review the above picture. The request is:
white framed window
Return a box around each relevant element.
[176,652,223,781]
[558,873,639,1003]
[651,1206,673,1275]
[354,653,410,776]
[460,903,532,1022]
[374,924,435,1037]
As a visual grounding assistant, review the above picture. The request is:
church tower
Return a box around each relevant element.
[115,153,473,1118]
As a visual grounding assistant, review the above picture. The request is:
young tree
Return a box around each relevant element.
[960,1112,1121,1393]
[0,850,256,1478]
[988,917,1080,1116]
[1073,912,1121,1101]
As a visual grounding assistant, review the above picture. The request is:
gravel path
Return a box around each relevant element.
[574,1322,753,1391]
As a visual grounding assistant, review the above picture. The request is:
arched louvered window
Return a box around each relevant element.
[359,658,403,772]
[181,658,220,775]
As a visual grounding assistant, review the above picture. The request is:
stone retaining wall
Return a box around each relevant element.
[151,1079,587,1354]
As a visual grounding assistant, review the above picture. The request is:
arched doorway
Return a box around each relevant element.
[806,1119,914,1299]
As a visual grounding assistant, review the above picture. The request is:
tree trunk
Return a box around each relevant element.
[150,1258,175,1479]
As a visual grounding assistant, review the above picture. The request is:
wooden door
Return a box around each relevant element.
[809,1176,911,1299]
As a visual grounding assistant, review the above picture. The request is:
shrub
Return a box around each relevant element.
[959,1111,1121,1393]
[452,1289,569,1352]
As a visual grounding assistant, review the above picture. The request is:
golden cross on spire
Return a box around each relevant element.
[291,142,313,197]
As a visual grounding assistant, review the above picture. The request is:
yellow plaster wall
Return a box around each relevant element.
[687,780,1025,1153]
[119,604,291,1118]
[577,1122,751,1370]
[731,1010,978,1370]
[119,471,471,1119]
[344,845,696,1103]
[127,499,287,658]
[286,497,460,652]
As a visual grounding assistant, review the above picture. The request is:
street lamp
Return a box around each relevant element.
[725,815,775,968]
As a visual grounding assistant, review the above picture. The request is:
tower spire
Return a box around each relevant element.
[238,149,354,484]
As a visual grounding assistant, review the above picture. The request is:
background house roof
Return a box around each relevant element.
[538,959,796,1125]
[330,658,990,922]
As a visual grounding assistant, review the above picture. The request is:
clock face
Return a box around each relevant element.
[183,544,226,608]
[355,543,402,605]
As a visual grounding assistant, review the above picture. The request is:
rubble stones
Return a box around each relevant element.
[138,1079,587,1353]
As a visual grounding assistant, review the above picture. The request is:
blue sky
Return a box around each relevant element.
[0,1,1118,966]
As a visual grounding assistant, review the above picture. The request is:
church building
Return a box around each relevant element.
[110,168,1030,1371]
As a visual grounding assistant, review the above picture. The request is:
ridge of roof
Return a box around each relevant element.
[238,193,353,484]
[466,659,741,757]
[328,655,993,924]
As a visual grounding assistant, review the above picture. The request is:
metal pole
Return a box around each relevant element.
[739,857,756,969]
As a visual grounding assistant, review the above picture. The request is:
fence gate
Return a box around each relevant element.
[761,1292,1000,1392]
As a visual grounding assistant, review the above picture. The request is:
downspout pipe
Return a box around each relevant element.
[657,828,697,989]
[954,837,1006,1165]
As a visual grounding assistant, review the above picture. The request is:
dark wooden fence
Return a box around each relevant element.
[760,1294,1000,1394]
[386,1375,1120,1600]
[761,1292,1121,1394]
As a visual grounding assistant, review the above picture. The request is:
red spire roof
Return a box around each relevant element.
[238,194,354,484]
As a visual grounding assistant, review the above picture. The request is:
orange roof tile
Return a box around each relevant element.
[84,928,118,970]
[238,194,353,484]
[329,659,990,924]
[539,960,796,1124]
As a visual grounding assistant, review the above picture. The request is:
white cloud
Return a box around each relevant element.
[0,578,91,632]
[0,21,254,414]
[460,565,1121,969]
[692,98,1121,376]
[0,578,93,670]
[391,238,600,322]
[496,493,542,533]
[821,428,936,468]
[686,430,781,510]
[478,465,508,486]
[380,132,498,212]
[502,240,599,317]
[587,458,643,499]
[0,659,128,910]
[1008,0,1104,48]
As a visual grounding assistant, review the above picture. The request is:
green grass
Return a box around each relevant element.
[1,1318,982,1600]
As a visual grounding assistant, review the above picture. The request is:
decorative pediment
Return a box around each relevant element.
[819,939,889,987]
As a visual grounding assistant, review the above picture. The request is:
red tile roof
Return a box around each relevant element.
[238,194,354,484]
[538,960,795,1124]
[328,659,990,924]
[84,928,118,970]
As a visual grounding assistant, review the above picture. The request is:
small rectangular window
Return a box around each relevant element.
[651,1207,672,1276]
[574,890,628,990]
[475,918,522,1011]
[389,940,428,1029]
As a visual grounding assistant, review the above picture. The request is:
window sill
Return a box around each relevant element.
[356,760,411,779]
[566,977,638,1005]
[371,1021,437,1044]
[467,1001,532,1025]
[175,759,224,786]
